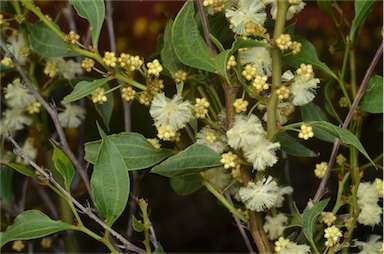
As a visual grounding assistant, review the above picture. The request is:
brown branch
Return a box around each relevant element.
[6,133,146,253]
[0,39,93,199]
[313,41,383,201]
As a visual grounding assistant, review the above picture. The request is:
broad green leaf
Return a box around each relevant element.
[324,80,342,124]
[170,174,203,195]
[308,121,374,167]
[161,20,185,74]
[64,78,110,102]
[95,84,113,129]
[283,36,337,80]
[302,199,330,251]
[172,1,216,73]
[359,75,383,113]
[350,1,376,41]
[151,144,222,177]
[85,132,173,171]
[69,0,105,47]
[132,216,145,232]
[50,141,75,190]
[90,124,130,226]
[0,166,14,206]
[301,102,335,143]
[27,21,77,57]
[0,210,75,248]
[215,37,267,79]
[276,132,317,157]
[1,162,36,178]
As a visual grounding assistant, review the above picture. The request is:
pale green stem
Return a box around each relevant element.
[267,0,289,141]
[338,42,352,107]
[331,172,350,214]
[138,199,152,254]
[77,226,118,253]
[202,180,248,223]
[21,0,65,40]
[349,48,357,98]
[115,73,147,91]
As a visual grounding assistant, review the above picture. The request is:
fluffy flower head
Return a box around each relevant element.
[263,213,288,240]
[58,101,86,128]
[239,47,272,76]
[150,93,193,132]
[239,176,278,211]
[225,0,266,35]
[4,79,35,109]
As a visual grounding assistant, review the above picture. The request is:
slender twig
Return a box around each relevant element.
[0,39,93,198]
[313,41,383,201]
[0,202,20,218]
[224,192,254,253]
[6,133,146,254]
[196,0,215,54]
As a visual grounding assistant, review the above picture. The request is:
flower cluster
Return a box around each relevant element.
[274,237,311,253]
[357,181,382,226]
[149,93,193,140]
[227,114,280,171]
[324,225,342,247]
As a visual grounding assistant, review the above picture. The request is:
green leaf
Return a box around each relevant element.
[308,121,375,167]
[276,132,318,157]
[69,0,105,47]
[301,102,335,143]
[153,245,165,254]
[172,1,216,73]
[151,144,222,177]
[359,75,383,113]
[90,124,130,226]
[350,1,376,41]
[95,84,113,129]
[324,80,342,123]
[0,210,75,248]
[283,36,337,80]
[85,132,173,171]
[64,78,110,102]
[1,162,36,178]
[132,215,145,232]
[302,199,330,251]
[161,20,185,74]
[215,37,267,79]
[50,141,75,190]
[27,21,77,57]
[0,166,14,206]
[170,174,203,195]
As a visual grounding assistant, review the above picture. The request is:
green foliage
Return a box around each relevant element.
[172,1,216,73]
[283,36,337,80]
[308,121,375,166]
[132,216,145,232]
[1,162,36,178]
[161,20,185,74]
[90,124,130,226]
[0,166,14,206]
[152,144,222,177]
[276,132,317,157]
[50,141,75,190]
[359,75,383,113]
[301,102,335,143]
[350,1,376,41]
[85,132,173,171]
[0,210,75,248]
[69,0,105,47]
[27,21,77,57]
[64,78,111,102]
[170,174,203,195]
